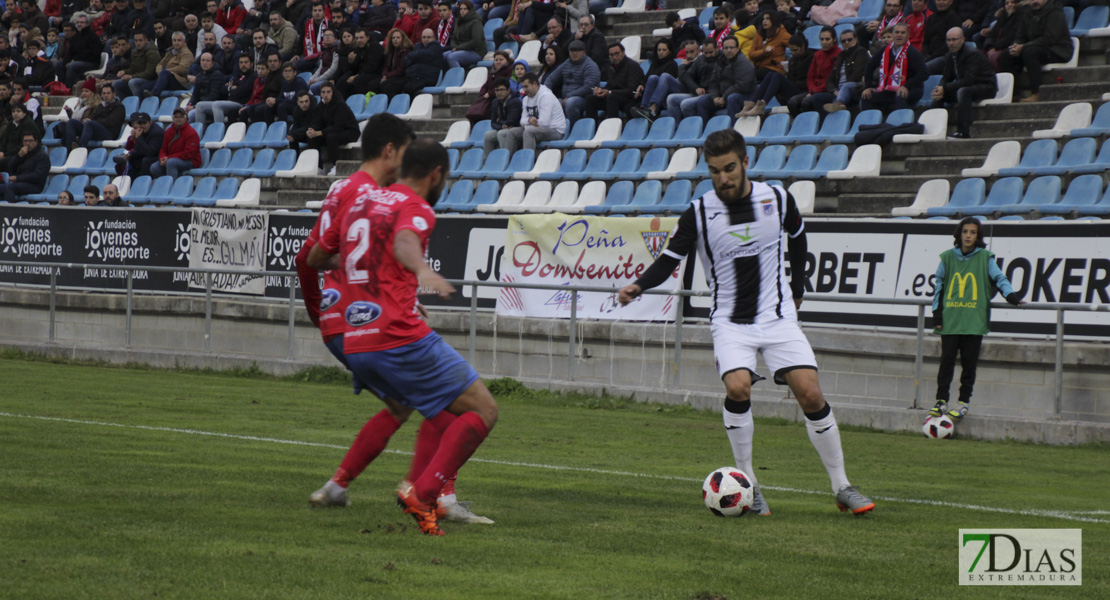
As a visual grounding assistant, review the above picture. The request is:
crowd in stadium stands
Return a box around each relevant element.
[0,0,1095,203]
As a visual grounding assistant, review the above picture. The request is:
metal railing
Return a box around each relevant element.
[1,259,1105,416]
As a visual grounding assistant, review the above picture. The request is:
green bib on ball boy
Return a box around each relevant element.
[935,249,994,336]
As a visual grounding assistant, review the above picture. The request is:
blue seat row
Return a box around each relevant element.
[926,175,1110,217]
[997,137,1110,176]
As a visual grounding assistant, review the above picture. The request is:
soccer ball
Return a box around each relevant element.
[922,415,955,439]
[702,467,754,517]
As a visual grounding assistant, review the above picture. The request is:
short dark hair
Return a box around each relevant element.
[84,185,100,197]
[200,11,214,19]
[788,33,807,49]
[361,113,415,162]
[953,217,986,248]
[608,42,624,52]
[101,83,114,93]
[703,129,747,162]
[400,138,450,181]
[520,72,538,85]
[713,7,729,18]
[665,11,680,26]
[819,25,837,41]
[492,77,511,90]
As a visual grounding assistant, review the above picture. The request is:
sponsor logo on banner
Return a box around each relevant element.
[463,227,507,300]
[959,529,1081,586]
[345,301,382,326]
[85,218,150,261]
[267,224,310,270]
[1,215,62,259]
[174,222,191,261]
[497,214,681,321]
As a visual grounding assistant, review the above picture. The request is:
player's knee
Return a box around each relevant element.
[724,382,751,402]
[795,387,825,412]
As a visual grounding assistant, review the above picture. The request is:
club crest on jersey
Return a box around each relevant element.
[320,288,341,311]
[761,199,774,216]
[640,216,670,260]
[345,301,382,327]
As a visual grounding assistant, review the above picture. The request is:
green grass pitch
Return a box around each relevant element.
[0,354,1106,600]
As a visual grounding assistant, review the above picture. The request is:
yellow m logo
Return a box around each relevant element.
[948,272,977,300]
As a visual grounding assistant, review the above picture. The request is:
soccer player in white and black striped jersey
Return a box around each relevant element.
[618,129,875,516]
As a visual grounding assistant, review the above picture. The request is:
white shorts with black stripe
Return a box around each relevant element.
[711,317,818,385]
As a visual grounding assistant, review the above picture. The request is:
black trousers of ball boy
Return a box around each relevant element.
[936,334,984,403]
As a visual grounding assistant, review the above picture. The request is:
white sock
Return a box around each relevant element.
[722,405,757,487]
[805,409,850,494]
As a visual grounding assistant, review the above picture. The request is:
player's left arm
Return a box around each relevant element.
[783,191,808,307]
[394,229,455,298]
[305,244,340,270]
[988,257,1025,305]
[294,239,323,327]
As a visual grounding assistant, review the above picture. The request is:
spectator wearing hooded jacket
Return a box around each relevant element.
[466,50,513,125]
[444,1,484,70]
[216,0,248,34]
[151,108,202,177]
[997,0,1072,103]
[306,82,359,174]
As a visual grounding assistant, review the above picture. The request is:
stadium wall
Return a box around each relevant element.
[1,286,1108,446]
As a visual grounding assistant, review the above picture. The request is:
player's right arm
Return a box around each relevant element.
[618,206,697,305]
[394,229,454,298]
[294,238,322,327]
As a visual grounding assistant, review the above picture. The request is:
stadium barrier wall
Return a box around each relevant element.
[0,267,1108,446]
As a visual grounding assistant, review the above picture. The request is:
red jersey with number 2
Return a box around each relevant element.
[302,171,378,340]
[319,183,436,353]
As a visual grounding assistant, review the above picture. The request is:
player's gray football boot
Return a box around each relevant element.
[309,481,350,507]
[438,500,495,524]
[749,484,771,516]
[835,485,875,515]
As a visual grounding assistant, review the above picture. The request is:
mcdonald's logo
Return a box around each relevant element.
[948,272,978,300]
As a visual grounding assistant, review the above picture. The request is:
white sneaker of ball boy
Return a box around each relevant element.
[619,129,875,517]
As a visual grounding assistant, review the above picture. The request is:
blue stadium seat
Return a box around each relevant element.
[624,117,677,148]
[692,179,714,200]
[1078,185,1110,215]
[447,148,460,171]
[191,121,205,138]
[453,148,485,176]
[122,96,140,116]
[47,146,67,170]
[160,176,194,205]
[484,18,503,40]
[964,177,1024,216]
[386,94,411,115]
[1041,174,1103,214]
[1071,6,1109,35]
[765,111,819,145]
[1070,102,1110,137]
[926,178,987,216]
[997,139,1057,176]
[212,148,253,176]
[153,97,178,122]
[173,176,218,206]
[998,176,1062,214]
[138,96,160,115]
[193,148,231,176]
[261,122,288,148]
[840,0,882,25]
[469,180,500,211]
[747,113,791,145]
[487,149,535,179]
[1071,138,1110,174]
[689,115,731,147]
[698,6,714,29]
[584,180,635,213]
[611,180,663,214]
[42,122,62,146]
[564,148,615,180]
[793,144,849,179]
[803,26,823,49]
[212,178,239,202]
[438,179,475,211]
[543,119,595,149]
[623,148,669,180]
[918,75,942,107]
[885,108,915,127]
[356,94,389,119]
[600,118,650,148]
[95,149,127,175]
[1035,137,1097,175]
[747,145,788,177]
[450,120,490,149]
[122,175,151,203]
[424,67,465,94]
[89,175,111,191]
[25,174,68,202]
[233,148,275,176]
[70,148,107,175]
[796,111,851,144]
[457,148,510,179]
[656,116,704,148]
[346,94,366,117]
[255,149,297,177]
[199,123,226,147]
[763,145,817,179]
[227,122,267,148]
[64,175,90,201]
[596,149,638,180]
[659,179,693,211]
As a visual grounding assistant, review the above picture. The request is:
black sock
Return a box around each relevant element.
[724,397,751,414]
[803,402,831,421]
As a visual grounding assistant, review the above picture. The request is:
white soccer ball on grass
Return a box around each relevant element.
[922,415,955,439]
[702,467,754,517]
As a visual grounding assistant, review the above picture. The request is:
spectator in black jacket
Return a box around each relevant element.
[185,53,228,117]
[215,34,242,75]
[64,84,126,149]
[668,38,719,118]
[980,0,1020,72]
[275,61,310,122]
[956,0,991,40]
[114,112,164,177]
[21,40,56,90]
[362,0,398,41]
[120,0,156,40]
[0,131,48,203]
[666,11,705,57]
[193,53,257,124]
[397,28,444,95]
[931,28,998,139]
[998,0,1072,102]
[64,13,101,86]
[240,60,283,122]
[483,77,522,155]
[817,29,869,113]
[306,82,359,175]
[0,103,40,171]
[588,42,645,120]
[860,23,928,113]
[923,0,965,73]
[336,28,384,97]
[575,14,608,74]
[286,90,321,145]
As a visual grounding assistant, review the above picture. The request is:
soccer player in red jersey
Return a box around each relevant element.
[295,111,491,524]
[308,139,499,536]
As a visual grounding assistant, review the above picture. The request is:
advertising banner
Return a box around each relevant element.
[496,213,681,320]
[187,208,269,295]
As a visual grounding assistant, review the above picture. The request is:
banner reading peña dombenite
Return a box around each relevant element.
[496,213,682,320]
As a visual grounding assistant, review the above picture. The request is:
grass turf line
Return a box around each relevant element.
[0,357,1106,599]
